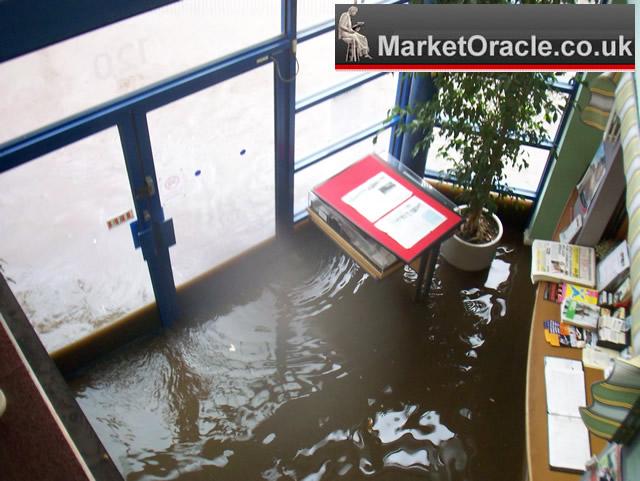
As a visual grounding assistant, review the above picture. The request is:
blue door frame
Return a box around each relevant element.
[0,0,405,332]
[0,1,299,328]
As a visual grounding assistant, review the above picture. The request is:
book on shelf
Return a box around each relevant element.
[572,140,625,247]
[559,214,583,244]
[561,298,600,329]
[575,143,607,215]
[531,240,596,287]
[596,327,628,351]
[558,283,598,305]
[613,277,631,307]
[596,315,630,351]
[599,290,616,309]
[543,282,561,303]
[596,240,630,292]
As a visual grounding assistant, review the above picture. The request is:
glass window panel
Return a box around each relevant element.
[297,0,390,32]
[504,146,550,194]
[0,0,280,144]
[425,128,549,195]
[541,91,569,142]
[0,128,154,352]
[148,65,275,285]
[296,75,397,159]
[296,31,363,101]
[294,128,391,215]
[424,127,455,177]
[296,74,396,160]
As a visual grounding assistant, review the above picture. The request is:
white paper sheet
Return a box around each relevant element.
[581,345,618,370]
[544,356,586,417]
[374,196,447,249]
[341,172,412,223]
[544,356,583,372]
[547,414,590,472]
[559,214,582,244]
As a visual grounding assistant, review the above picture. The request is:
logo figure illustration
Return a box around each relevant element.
[338,6,372,62]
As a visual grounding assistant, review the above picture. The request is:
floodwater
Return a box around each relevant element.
[70,224,534,481]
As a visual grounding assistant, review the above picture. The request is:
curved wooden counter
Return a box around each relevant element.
[526,285,606,481]
[526,190,606,480]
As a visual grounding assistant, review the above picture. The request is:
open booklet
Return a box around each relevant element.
[544,357,590,472]
[341,171,412,223]
[342,173,447,249]
[374,196,447,249]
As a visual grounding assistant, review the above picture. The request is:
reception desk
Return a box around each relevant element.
[525,192,606,481]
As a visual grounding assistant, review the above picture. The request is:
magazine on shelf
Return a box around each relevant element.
[531,240,596,287]
[557,283,598,305]
[596,241,630,292]
[576,143,607,213]
[544,319,593,349]
[559,214,583,244]
[613,277,631,307]
[560,298,600,329]
[543,282,561,303]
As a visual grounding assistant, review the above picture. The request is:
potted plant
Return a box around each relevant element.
[392,72,562,271]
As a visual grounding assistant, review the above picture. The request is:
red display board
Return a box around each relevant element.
[313,154,462,263]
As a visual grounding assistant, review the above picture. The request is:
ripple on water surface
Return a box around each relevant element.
[72,230,530,481]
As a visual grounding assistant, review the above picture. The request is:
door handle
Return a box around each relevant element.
[0,389,6,418]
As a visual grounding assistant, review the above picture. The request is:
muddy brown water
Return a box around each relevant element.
[69,225,534,481]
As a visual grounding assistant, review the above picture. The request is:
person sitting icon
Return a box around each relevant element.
[338,6,373,60]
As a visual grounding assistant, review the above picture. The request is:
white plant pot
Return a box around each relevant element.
[440,206,504,272]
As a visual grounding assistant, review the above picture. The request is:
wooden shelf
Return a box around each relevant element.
[526,191,606,481]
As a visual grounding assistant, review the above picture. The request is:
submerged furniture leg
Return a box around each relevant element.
[415,242,440,301]
[415,252,428,301]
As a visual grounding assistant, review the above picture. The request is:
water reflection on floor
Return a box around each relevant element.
[70,225,534,481]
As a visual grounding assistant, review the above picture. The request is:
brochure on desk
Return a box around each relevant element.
[312,154,462,263]
[544,356,591,473]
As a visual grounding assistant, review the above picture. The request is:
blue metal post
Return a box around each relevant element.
[118,111,178,328]
[390,73,411,159]
[274,0,297,237]
[399,73,435,176]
